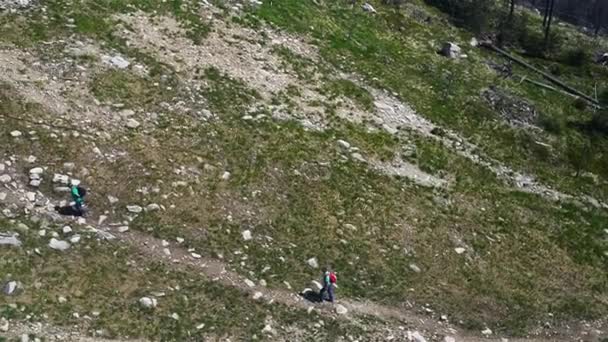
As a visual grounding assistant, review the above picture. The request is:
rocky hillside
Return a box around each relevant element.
[1,0,607,341]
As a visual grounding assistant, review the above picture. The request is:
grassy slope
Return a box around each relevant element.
[0,0,607,337]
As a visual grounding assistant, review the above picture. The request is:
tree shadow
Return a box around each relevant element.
[54,205,83,217]
[300,289,322,303]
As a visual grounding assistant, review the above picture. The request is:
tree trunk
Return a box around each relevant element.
[544,0,555,48]
[542,0,550,27]
[509,0,515,21]
[595,0,604,36]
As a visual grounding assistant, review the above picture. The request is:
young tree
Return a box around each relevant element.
[544,0,555,47]
[509,0,516,21]
[542,0,551,27]
[594,0,605,36]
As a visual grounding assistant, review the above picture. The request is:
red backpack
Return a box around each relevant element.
[329,272,337,284]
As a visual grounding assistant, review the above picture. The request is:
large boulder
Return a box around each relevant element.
[440,42,462,58]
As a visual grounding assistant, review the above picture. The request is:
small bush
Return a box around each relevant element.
[589,112,608,135]
[539,114,565,134]
[562,48,589,67]
[572,98,587,111]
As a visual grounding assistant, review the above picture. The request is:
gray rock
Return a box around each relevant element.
[221,171,231,180]
[335,304,348,314]
[117,226,129,233]
[3,281,20,296]
[62,226,73,234]
[63,162,75,171]
[443,337,456,342]
[125,118,141,129]
[10,130,22,137]
[26,192,36,202]
[139,296,157,309]
[242,229,252,241]
[307,257,319,268]
[454,247,466,254]
[311,280,323,290]
[16,223,29,232]
[0,164,4,173]
[108,56,130,69]
[244,279,255,288]
[53,186,70,193]
[25,155,36,163]
[145,203,160,212]
[0,174,12,183]
[108,195,119,205]
[48,238,71,251]
[440,42,462,58]
[409,264,422,273]
[361,3,376,13]
[410,331,427,342]
[0,192,6,201]
[337,140,351,150]
[0,317,8,332]
[351,152,366,163]
[52,174,69,184]
[29,167,44,175]
[30,180,41,187]
[481,328,492,336]
[69,235,81,244]
[126,205,143,213]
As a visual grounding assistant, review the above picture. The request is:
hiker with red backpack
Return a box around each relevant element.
[319,268,337,302]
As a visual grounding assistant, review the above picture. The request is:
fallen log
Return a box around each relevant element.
[481,42,601,107]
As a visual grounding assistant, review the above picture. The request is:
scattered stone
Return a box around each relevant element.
[0,174,12,183]
[16,223,29,232]
[410,331,427,342]
[108,195,119,205]
[191,252,202,259]
[307,257,319,269]
[10,130,22,137]
[107,55,130,69]
[25,155,36,163]
[117,226,129,233]
[409,264,422,273]
[176,237,185,244]
[244,279,256,288]
[38,229,46,237]
[53,186,70,193]
[440,42,462,58]
[58,296,68,303]
[0,233,21,247]
[481,328,493,336]
[221,171,231,180]
[138,297,157,309]
[335,304,348,315]
[126,205,143,213]
[443,337,456,342]
[26,192,36,202]
[0,193,5,201]
[344,224,357,231]
[98,215,108,225]
[170,313,180,320]
[351,152,366,162]
[469,37,479,47]
[48,238,71,251]
[196,323,205,330]
[63,162,75,171]
[145,203,161,212]
[0,317,8,332]
[125,118,141,129]
[70,235,81,244]
[311,280,323,291]
[337,140,351,150]
[262,324,274,334]
[62,226,73,234]
[242,230,252,241]
[30,179,41,187]
[454,247,466,254]
[52,174,69,184]
[3,281,20,296]
[252,292,263,300]
[20,333,29,342]
[29,167,44,175]
[362,2,376,13]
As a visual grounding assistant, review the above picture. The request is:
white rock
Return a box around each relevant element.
[337,140,351,150]
[138,297,157,309]
[48,238,71,251]
[470,37,479,47]
[221,171,231,180]
[311,280,323,291]
[0,174,12,183]
[126,205,143,213]
[30,180,41,187]
[244,279,256,288]
[25,192,36,202]
[26,155,36,163]
[10,130,22,137]
[362,2,376,13]
[3,281,19,295]
[443,337,456,342]
[0,317,9,332]
[29,167,44,175]
[16,223,29,232]
[440,42,462,58]
[52,174,69,184]
[145,203,161,212]
[170,312,180,320]
[98,215,107,225]
[191,253,202,259]
[454,247,466,254]
[481,328,493,336]
[351,152,366,162]
[242,230,252,241]
[409,264,422,273]
[176,237,184,244]
[20,333,29,342]
[252,292,263,300]
[109,56,130,69]
[107,195,119,205]
[62,226,72,234]
[307,257,319,268]
[38,230,46,237]
[125,119,140,129]
[410,331,427,342]
[196,323,205,330]
[63,162,75,171]
[0,233,21,247]
[0,193,5,201]
[0,164,4,173]
[58,296,68,303]
[335,304,348,314]
[70,235,81,244]
[117,226,129,233]
[262,324,273,334]
[161,240,170,247]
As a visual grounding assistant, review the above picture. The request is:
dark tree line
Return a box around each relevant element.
[525,0,607,36]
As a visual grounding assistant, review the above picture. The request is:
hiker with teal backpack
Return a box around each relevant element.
[70,180,87,216]
[319,268,337,302]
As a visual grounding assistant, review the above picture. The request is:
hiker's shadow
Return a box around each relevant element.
[54,205,83,217]
[300,289,322,303]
